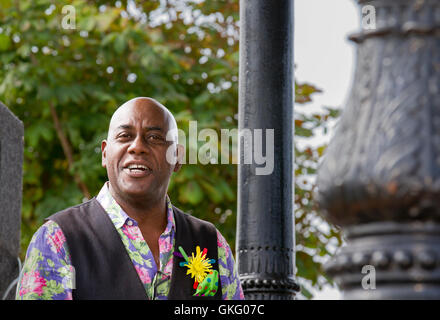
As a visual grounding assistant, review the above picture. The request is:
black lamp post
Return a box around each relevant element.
[236,0,299,300]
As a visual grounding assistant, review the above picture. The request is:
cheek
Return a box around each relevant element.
[105,150,123,173]
[159,150,175,172]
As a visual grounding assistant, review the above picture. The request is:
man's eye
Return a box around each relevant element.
[147,135,165,143]
[149,135,162,140]
[117,133,131,139]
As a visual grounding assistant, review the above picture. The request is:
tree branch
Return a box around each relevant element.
[49,102,91,199]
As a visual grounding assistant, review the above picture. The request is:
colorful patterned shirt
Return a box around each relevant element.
[16,183,244,300]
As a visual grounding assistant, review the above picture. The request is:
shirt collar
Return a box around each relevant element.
[96,182,176,233]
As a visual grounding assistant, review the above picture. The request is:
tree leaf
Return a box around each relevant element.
[180,181,204,205]
[0,34,11,51]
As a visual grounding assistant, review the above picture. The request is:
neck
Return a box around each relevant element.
[109,185,168,232]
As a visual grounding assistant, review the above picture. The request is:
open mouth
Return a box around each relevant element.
[123,164,152,176]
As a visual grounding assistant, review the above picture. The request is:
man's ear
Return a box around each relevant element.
[173,144,185,172]
[101,140,107,168]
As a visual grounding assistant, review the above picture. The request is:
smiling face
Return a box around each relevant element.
[102,98,181,207]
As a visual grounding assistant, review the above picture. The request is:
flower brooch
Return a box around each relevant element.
[174,246,219,297]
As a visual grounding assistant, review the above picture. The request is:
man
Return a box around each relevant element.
[17,97,244,300]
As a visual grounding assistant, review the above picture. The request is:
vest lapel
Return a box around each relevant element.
[168,206,222,300]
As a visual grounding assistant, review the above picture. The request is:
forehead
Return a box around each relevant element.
[110,101,171,132]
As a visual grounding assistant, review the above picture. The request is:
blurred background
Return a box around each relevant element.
[0,0,359,299]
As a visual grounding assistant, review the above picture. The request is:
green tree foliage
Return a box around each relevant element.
[294,83,343,298]
[0,0,341,298]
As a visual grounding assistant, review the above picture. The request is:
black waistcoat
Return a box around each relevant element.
[47,198,222,300]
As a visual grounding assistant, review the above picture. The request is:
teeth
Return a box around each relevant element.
[127,164,148,170]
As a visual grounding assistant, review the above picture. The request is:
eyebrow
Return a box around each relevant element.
[116,124,164,132]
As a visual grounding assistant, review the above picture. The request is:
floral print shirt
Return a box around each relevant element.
[16,183,244,300]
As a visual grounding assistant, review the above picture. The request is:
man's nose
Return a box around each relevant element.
[127,135,149,154]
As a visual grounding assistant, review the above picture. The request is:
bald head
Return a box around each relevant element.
[108,97,178,142]
[101,97,183,209]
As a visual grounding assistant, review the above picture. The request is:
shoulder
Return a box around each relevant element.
[29,220,66,250]
[47,198,99,223]
[172,205,218,234]
[46,198,106,239]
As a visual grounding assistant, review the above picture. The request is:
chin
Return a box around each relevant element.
[123,188,153,198]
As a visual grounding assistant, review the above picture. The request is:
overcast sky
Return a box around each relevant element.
[294,0,360,299]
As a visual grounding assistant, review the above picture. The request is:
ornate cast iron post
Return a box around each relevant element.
[237,0,299,299]
[317,0,440,299]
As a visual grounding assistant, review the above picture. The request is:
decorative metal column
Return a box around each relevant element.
[237,0,299,299]
[317,0,440,299]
